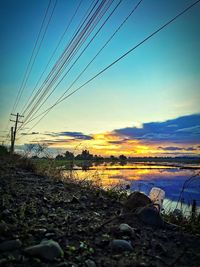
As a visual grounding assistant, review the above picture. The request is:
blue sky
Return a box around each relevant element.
[0,0,200,155]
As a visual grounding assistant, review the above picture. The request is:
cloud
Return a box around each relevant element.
[44,131,93,140]
[158,146,197,151]
[108,138,129,145]
[21,132,39,136]
[31,138,72,144]
[108,140,125,145]
[159,152,198,156]
[158,146,183,151]
[114,114,200,144]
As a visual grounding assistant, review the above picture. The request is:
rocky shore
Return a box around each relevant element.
[0,156,200,267]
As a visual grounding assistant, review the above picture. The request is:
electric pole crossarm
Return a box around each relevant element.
[11,113,24,117]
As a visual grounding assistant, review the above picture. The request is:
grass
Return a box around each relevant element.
[31,158,73,168]
[163,211,200,234]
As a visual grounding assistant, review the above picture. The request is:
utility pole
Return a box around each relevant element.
[10,127,14,153]
[10,113,24,154]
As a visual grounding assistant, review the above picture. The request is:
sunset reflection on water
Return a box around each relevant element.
[63,163,200,208]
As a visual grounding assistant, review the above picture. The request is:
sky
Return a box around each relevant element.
[0,0,200,157]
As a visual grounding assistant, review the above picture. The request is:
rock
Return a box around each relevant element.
[2,209,11,216]
[85,259,97,267]
[34,228,47,235]
[136,207,164,227]
[123,191,152,212]
[154,242,167,255]
[24,239,64,261]
[0,221,9,235]
[0,239,22,251]
[80,195,88,201]
[70,196,80,203]
[119,223,133,234]
[110,239,133,252]
[45,232,56,238]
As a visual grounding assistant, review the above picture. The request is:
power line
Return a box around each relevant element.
[20,0,101,121]
[11,0,52,114]
[19,0,200,136]
[12,0,58,113]
[22,0,123,125]
[3,0,53,144]
[21,0,113,126]
[20,0,83,115]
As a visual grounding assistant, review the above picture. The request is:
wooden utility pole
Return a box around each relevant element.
[10,127,14,153]
[10,113,24,154]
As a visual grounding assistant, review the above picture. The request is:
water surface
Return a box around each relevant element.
[64,162,200,212]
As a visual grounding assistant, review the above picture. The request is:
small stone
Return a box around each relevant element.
[70,196,79,203]
[45,232,56,238]
[136,207,164,227]
[93,212,100,217]
[24,239,64,261]
[80,196,87,201]
[0,221,9,235]
[38,217,47,223]
[155,242,167,254]
[110,239,133,252]
[2,209,11,216]
[85,259,97,267]
[0,239,22,251]
[35,228,47,234]
[119,223,133,233]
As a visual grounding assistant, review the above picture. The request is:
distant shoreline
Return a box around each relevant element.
[63,161,200,171]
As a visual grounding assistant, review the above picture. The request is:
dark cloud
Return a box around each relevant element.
[31,139,72,144]
[158,146,183,151]
[185,147,197,151]
[44,131,93,140]
[159,152,198,156]
[114,114,200,144]
[158,146,197,151]
[108,140,125,145]
[21,132,39,135]
[108,139,129,145]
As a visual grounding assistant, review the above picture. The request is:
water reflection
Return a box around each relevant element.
[63,163,200,209]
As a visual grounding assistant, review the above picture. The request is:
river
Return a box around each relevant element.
[63,162,200,214]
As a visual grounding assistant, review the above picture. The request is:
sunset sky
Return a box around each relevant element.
[0,0,200,156]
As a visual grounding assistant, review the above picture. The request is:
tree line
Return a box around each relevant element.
[55,150,128,162]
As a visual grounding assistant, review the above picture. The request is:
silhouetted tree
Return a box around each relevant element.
[75,150,93,161]
[110,155,117,161]
[64,151,74,160]
[119,154,127,162]
[56,154,64,160]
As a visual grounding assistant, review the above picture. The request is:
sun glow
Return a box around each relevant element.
[20,119,200,157]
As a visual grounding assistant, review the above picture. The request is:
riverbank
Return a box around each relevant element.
[0,154,200,266]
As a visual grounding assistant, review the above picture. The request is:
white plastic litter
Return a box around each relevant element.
[149,187,165,211]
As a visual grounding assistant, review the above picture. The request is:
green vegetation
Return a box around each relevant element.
[163,211,200,234]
